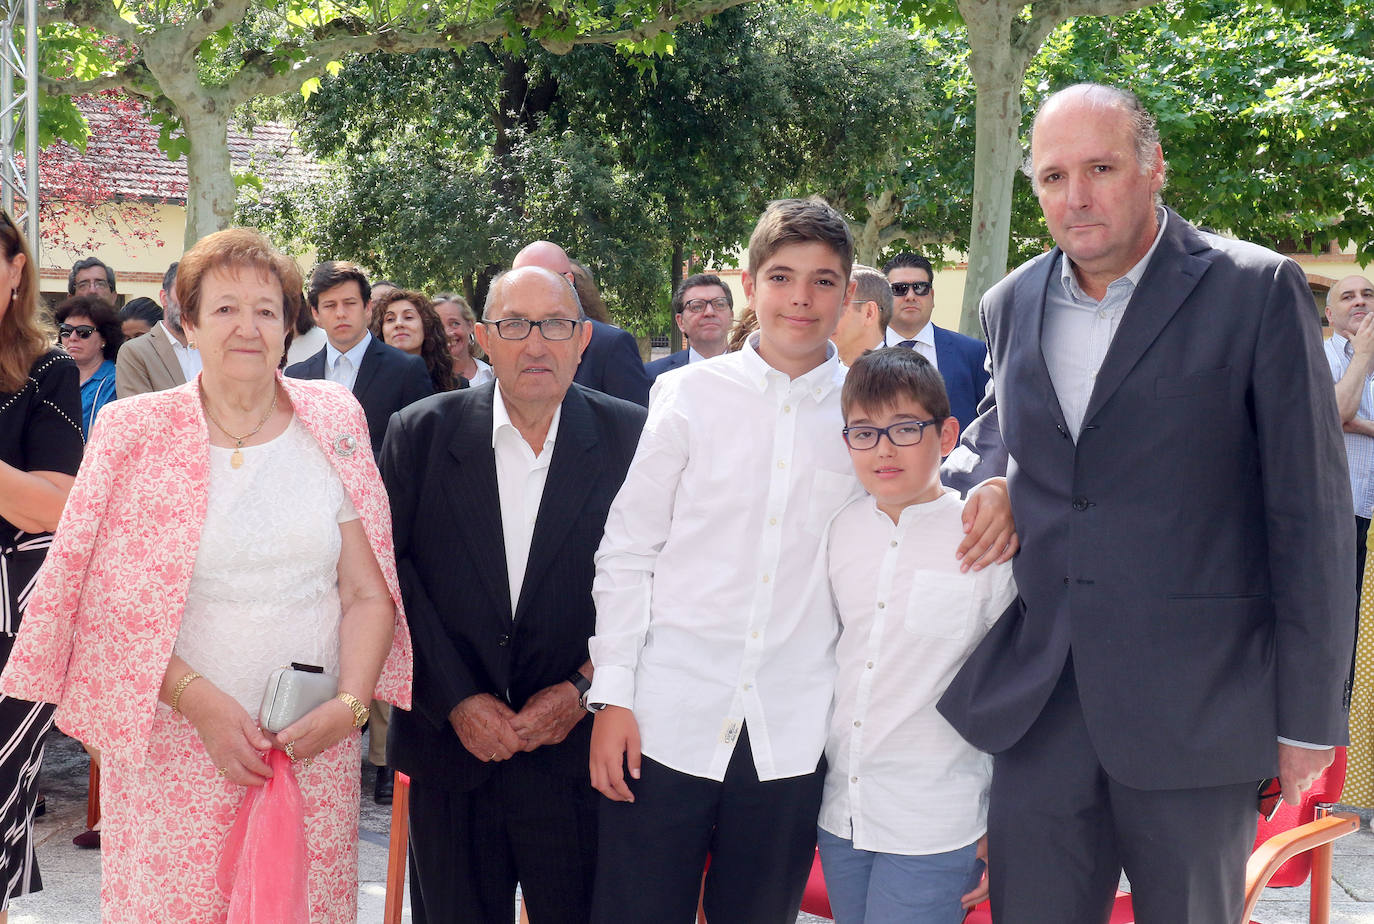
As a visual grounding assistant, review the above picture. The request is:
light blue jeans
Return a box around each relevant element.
[817,827,980,924]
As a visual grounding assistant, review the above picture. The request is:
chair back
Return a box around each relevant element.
[1255,747,1346,888]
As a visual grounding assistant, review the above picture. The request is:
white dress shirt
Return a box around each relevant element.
[492,383,561,613]
[885,321,938,370]
[165,322,202,381]
[1325,332,1374,518]
[589,333,862,781]
[818,490,1017,854]
[469,358,496,387]
[324,330,372,392]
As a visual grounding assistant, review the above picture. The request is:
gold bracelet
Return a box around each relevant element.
[170,671,202,714]
[337,692,370,728]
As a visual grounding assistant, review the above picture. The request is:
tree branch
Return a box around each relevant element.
[40,62,159,99]
[181,0,256,51]
[56,0,141,43]
[1015,0,1160,55]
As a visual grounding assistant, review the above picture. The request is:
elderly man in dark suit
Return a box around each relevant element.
[382,265,645,924]
[937,83,1355,924]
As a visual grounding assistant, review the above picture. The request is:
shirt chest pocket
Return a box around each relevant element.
[904,569,976,640]
[804,470,858,535]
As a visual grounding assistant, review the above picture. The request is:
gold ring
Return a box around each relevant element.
[285,741,296,762]
[217,767,228,777]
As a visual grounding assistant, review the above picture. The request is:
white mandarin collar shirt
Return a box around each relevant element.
[492,383,562,614]
[165,322,203,381]
[817,491,1017,854]
[589,333,863,782]
[1042,209,1168,439]
[885,321,939,370]
[325,330,372,392]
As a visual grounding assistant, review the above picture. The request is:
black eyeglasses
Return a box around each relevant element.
[59,324,97,340]
[890,281,932,297]
[842,418,942,450]
[481,317,582,341]
[682,297,731,314]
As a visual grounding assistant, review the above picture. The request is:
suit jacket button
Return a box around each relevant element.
[497,634,510,647]
[1063,576,1071,585]
[1072,497,1090,511]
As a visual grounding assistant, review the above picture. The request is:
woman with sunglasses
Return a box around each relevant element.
[0,211,83,922]
[54,295,124,437]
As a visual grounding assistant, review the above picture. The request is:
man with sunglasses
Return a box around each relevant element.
[882,253,989,431]
[645,273,734,383]
[382,265,646,924]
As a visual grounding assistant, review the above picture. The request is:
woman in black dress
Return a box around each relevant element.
[0,210,83,921]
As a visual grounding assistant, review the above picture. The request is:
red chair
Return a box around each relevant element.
[964,749,1358,924]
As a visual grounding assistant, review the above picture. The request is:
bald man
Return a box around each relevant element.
[511,242,652,406]
[1326,274,1374,589]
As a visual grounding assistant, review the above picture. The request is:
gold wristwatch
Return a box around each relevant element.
[337,692,370,728]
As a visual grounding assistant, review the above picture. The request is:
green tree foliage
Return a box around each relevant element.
[246,3,931,330]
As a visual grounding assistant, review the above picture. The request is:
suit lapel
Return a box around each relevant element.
[440,386,513,619]
[352,336,385,399]
[515,387,602,620]
[1011,254,1071,435]
[151,325,186,386]
[1082,211,1212,427]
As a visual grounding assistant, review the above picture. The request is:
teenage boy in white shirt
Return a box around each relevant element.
[584,198,1015,923]
[819,347,1016,923]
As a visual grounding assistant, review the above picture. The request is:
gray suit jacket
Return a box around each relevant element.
[115,323,185,398]
[938,209,1355,790]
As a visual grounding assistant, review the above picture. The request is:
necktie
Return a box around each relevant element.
[897,340,916,350]
[330,354,353,388]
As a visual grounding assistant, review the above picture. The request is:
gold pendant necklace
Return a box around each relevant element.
[200,383,279,469]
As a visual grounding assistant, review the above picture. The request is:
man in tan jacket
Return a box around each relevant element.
[115,262,201,398]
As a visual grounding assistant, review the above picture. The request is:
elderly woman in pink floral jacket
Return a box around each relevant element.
[0,228,412,923]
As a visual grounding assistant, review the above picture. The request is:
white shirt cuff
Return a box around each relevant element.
[1277,736,1334,750]
[585,665,636,710]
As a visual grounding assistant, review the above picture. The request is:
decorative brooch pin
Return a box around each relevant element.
[332,434,358,458]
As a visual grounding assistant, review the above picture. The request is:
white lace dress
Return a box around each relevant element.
[100,417,365,923]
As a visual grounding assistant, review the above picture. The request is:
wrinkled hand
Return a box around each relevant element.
[960,834,989,910]
[509,681,585,751]
[275,698,358,764]
[179,681,274,786]
[450,693,524,762]
[957,478,1019,572]
[1278,742,1335,806]
[589,706,641,803]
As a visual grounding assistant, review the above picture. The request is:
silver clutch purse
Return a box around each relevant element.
[258,663,338,733]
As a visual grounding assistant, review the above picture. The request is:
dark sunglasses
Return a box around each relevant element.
[59,324,97,340]
[1256,777,1283,822]
[890,281,932,297]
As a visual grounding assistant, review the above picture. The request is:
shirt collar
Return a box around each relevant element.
[1331,331,1354,357]
[326,329,372,370]
[739,331,842,400]
[162,321,193,352]
[491,381,563,453]
[1059,207,1169,303]
[865,486,960,521]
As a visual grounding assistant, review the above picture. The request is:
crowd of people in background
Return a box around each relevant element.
[0,80,1366,924]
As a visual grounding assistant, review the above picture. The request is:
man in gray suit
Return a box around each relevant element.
[938,83,1354,923]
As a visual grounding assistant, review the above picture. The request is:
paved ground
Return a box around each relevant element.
[8,731,1374,923]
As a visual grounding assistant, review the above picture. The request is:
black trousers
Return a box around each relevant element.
[407,758,598,924]
[987,660,1256,924]
[591,724,825,924]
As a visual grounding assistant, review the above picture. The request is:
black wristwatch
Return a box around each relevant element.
[567,668,591,702]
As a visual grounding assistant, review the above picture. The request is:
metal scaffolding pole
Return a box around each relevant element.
[0,0,39,258]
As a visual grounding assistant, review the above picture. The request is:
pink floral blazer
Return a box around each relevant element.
[0,373,413,760]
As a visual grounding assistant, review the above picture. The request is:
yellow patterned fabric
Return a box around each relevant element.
[1345,519,1374,807]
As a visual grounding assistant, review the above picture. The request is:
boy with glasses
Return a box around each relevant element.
[819,347,1015,923]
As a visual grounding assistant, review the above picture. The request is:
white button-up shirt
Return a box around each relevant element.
[885,320,939,370]
[1325,332,1374,518]
[165,322,202,381]
[589,333,862,781]
[324,330,372,392]
[492,384,561,613]
[818,490,1017,854]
